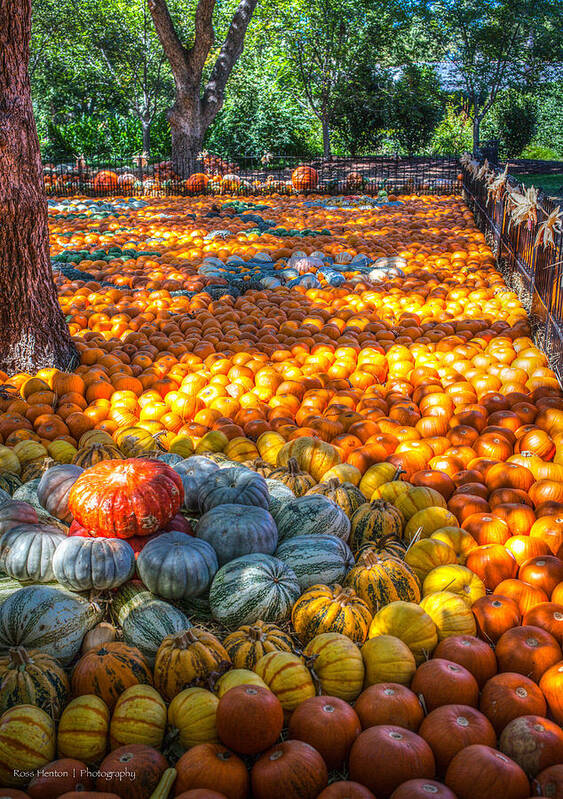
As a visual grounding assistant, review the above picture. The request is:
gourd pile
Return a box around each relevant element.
[0,182,563,799]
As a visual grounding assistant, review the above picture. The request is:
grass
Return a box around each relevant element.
[513,172,563,200]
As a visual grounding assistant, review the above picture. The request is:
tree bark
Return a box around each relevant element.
[142,118,152,157]
[148,0,258,177]
[322,117,332,159]
[0,0,77,375]
[472,115,481,156]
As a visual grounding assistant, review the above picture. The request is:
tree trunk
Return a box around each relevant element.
[169,96,204,178]
[472,115,481,156]
[0,0,77,375]
[322,117,332,159]
[142,119,152,157]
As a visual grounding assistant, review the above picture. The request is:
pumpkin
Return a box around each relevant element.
[196,505,277,565]
[465,544,518,590]
[154,628,230,701]
[480,672,547,734]
[422,564,485,606]
[216,684,283,755]
[268,458,316,496]
[349,726,435,798]
[276,437,341,481]
[317,783,376,799]
[306,479,366,517]
[83,623,118,654]
[95,744,168,799]
[499,715,563,777]
[522,602,563,644]
[274,495,351,543]
[361,634,416,686]
[354,683,424,731]
[209,553,300,629]
[287,696,361,770]
[302,632,364,701]
[345,552,420,614]
[52,537,135,591]
[251,740,328,799]
[349,501,403,553]
[57,694,109,763]
[174,743,249,799]
[71,643,153,710]
[433,635,497,688]
[265,479,295,517]
[113,585,190,667]
[37,464,83,521]
[214,668,267,698]
[253,651,315,713]
[444,745,530,799]
[518,555,563,598]
[420,591,477,639]
[0,646,69,719]
[368,601,438,664]
[495,625,562,682]
[67,459,184,538]
[167,687,219,750]
[222,621,294,670]
[430,527,478,564]
[534,764,563,799]
[359,463,403,498]
[539,661,563,724]
[292,583,372,644]
[109,685,167,750]
[388,780,457,799]
[291,165,319,191]
[174,457,220,513]
[404,507,459,543]
[0,705,55,786]
[419,704,496,774]
[0,524,66,583]
[395,486,446,520]
[72,443,123,469]
[197,467,268,513]
[27,757,93,799]
[275,534,354,592]
[404,538,457,582]
[0,500,38,534]
[411,658,479,712]
[136,532,218,598]
[0,586,103,665]
[472,594,521,643]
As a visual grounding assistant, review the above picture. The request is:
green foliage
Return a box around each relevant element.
[520,144,562,160]
[488,90,537,158]
[386,65,443,155]
[431,102,473,155]
[532,82,563,157]
[331,67,393,156]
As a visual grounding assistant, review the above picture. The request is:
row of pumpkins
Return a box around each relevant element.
[0,445,563,799]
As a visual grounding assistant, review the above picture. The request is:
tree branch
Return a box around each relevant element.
[201,0,258,126]
[187,0,215,76]
[147,0,189,80]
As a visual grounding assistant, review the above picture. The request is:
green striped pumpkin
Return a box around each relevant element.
[0,585,103,664]
[349,500,404,553]
[265,478,295,519]
[305,479,366,517]
[12,479,43,512]
[209,553,300,629]
[0,473,23,495]
[111,583,191,666]
[275,534,355,591]
[175,593,213,621]
[344,552,421,615]
[0,646,69,719]
[273,495,351,543]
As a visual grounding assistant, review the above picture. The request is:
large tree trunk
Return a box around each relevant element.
[169,96,205,178]
[141,118,152,157]
[0,0,77,375]
[322,117,332,159]
[472,115,481,156]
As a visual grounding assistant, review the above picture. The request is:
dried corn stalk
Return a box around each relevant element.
[535,206,563,249]
[487,165,509,204]
[507,185,539,231]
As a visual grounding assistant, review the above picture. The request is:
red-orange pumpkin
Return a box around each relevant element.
[445,745,530,799]
[349,726,435,798]
[389,780,458,799]
[495,625,562,682]
[419,704,496,774]
[68,459,184,538]
[291,166,319,191]
[354,684,424,731]
[95,745,168,799]
[539,661,563,725]
[317,783,376,799]
[518,556,563,598]
[465,545,518,590]
[499,715,563,777]
[533,764,563,799]
[216,685,283,756]
[479,672,547,735]
[287,696,361,770]
[251,740,328,799]
[174,744,249,799]
[433,635,497,688]
[27,759,93,799]
[523,602,563,644]
[410,659,479,712]
[472,595,521,643]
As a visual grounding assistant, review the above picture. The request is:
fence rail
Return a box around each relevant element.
[462,162,563,382]
[42,153,462,197]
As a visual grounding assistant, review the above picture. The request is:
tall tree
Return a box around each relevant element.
[0,0,77,374]
[148,0,258,175]
[421,0,562,154]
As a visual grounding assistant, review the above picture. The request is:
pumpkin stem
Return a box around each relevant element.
[174,628,198,648]
[287,457,301,475]
[8,647,30,667]
[247,625,266,642]
[325,478,340,489]
[148,768,177,799]
[392,467,406,481]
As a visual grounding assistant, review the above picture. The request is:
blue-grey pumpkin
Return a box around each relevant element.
[174,456,220,512]
[0,523,66,583]
[136,531,218,599]
[196,504,278,565]
[197,466,269,513]
[52,536,135,591]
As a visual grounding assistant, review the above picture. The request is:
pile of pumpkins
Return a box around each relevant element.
[0,187,562,798]
[0,440,562,799]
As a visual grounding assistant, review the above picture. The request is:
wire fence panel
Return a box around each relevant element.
[462,162,563,382]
